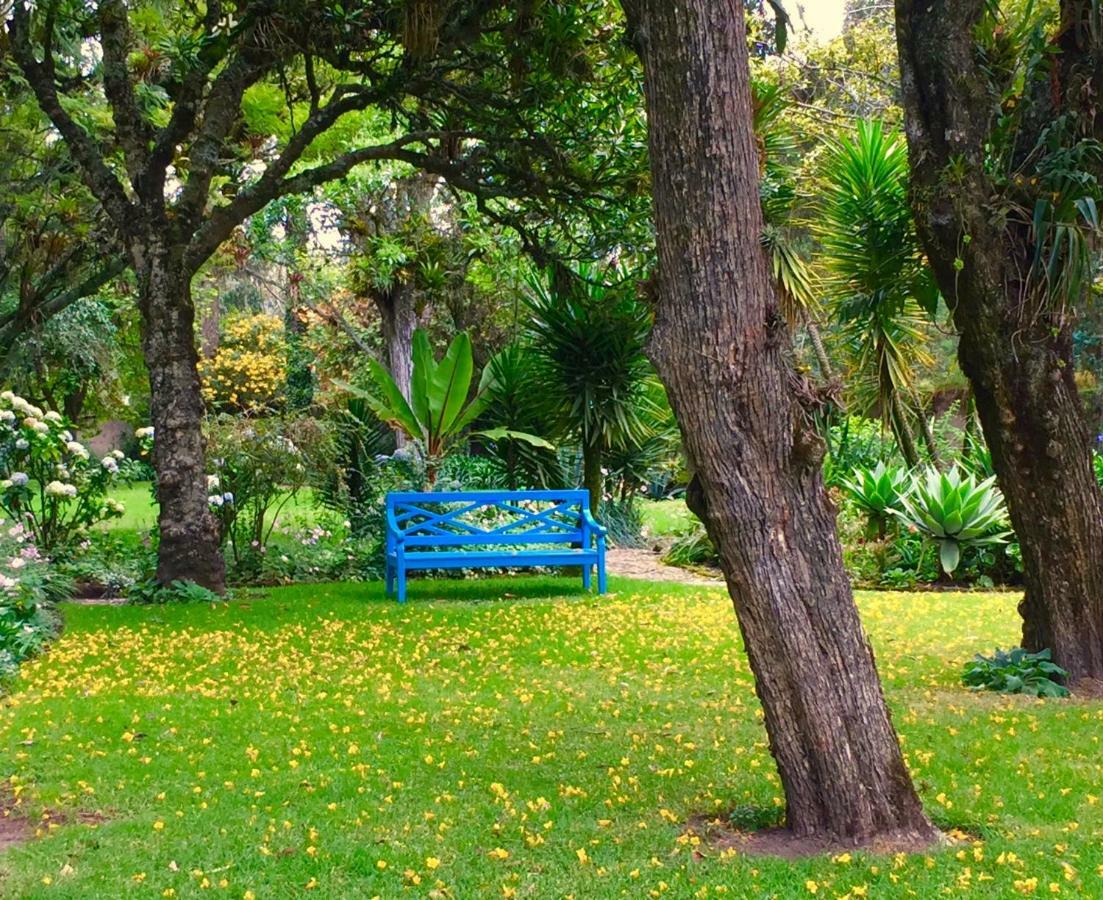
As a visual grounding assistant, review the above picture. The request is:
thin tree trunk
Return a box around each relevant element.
[912,391,941,465]
[890,392,921,467]
[582,437,603,515]
[896,0,1103,687]
[624,0,937,844]
[803,314,835,382]
[137,247,226,593]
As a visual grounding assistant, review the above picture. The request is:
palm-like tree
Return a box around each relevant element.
[525,264,654,512]
[815,120,939,465]
[753,78,835,383]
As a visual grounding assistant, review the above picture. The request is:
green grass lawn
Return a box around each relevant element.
[2,579,1101,898]
[103,483,321,534]
[639,498,696,538]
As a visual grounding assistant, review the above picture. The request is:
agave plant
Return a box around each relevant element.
[340,330,551,486]
[894,466,1012,575]
[840,462,910,538]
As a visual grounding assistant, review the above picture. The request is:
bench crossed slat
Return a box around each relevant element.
[487,500,577,535]
[384,489,607,602]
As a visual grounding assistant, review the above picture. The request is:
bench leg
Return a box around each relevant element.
[597,546,607,595]
[385,560,395,597]
[397,565,407,603]
[582,563,592,592]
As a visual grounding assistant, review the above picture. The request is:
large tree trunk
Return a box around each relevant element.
[624,0,937,844]
[136,245,226,593]
[896,0,1103,687]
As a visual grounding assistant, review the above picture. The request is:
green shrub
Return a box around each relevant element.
[894,466,1012,575]
[247,526,384,586]
[0,391,126,552]
[127,578,224,605]
[663,525,719,568]
[59,531,156,597]
[962,648,1069,698]
[602,498,644,549]
[1094,450,1103,487]
[0,520,67,675]
[822,415,900,487]
[437,454,509,490]
[204,415,335,566]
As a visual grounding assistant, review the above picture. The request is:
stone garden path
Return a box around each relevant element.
[605,548,723,586]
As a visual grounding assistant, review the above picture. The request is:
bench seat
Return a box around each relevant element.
[384,489,607,602]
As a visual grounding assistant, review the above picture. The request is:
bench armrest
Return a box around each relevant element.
[385,506,405,545]
[581,509,607,537]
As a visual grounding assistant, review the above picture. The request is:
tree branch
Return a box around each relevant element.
[98,0,152,187]
[7,1,136,233]
[0,255,128,352]
[144,1,227,197]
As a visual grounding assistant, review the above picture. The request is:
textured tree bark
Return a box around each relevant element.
[136,244,226,593]
[623,0,937,844]
[896,0,1103,687]
[375,284,420,402]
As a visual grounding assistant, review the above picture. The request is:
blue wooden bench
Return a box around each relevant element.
[384,489,607,602]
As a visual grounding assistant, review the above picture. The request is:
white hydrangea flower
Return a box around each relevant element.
[112,449,125,459]
[222,492,234,504]
[67,441,89,459]
[102,456,119,473]
[207,474,220,490]
[0,390,14,403]
[9,472,28,487]
[44,410,63,423]
[208,494,225,507]
[104,498,125,515]
[14,439,28,451]
[45,481,78,498]
[0,480,10,491]
[135,426,155,439]
[0,410,14,422]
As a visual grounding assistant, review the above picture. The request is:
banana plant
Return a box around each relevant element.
[340,330,552,486]
[840,461,910,538]
[893,466,1012,575]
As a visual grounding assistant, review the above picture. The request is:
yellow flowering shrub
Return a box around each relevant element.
[200,313,287,412]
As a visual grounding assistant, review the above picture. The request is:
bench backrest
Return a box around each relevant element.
[385,490,592,548]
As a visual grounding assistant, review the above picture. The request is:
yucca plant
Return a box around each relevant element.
[840,462,910,538]
[479,342,565,490]
[340,330,551,486]
[894,466,1012,575]
[525,263,654,512]
[816,120,940,465]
